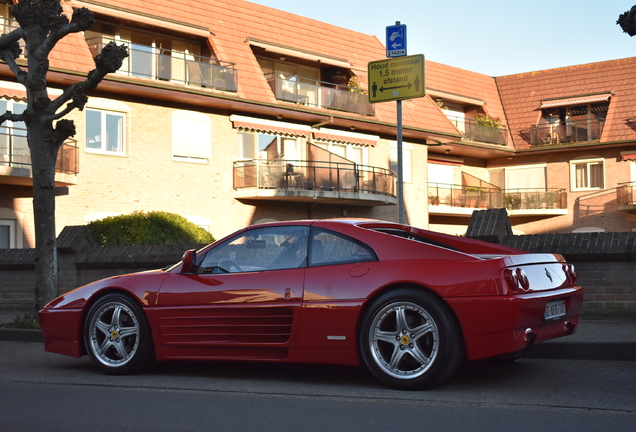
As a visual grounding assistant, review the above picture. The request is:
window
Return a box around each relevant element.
[570,158,604,190]
[428,163,455,186]
[257,57,322,106]
[86,109,125,154]
[0,219,15,249]
[237,132,255,160]
[309,229,375,266]
[504,164,547,191]
[313,141,368,166]
[198,226,309,273]
[0,99,27,165]
[172,111,212,162]
[390,142,412,183]
[238,132,300,162]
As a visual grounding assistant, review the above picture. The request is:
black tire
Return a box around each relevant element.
[358,288,464,389]
[83,293,155,374]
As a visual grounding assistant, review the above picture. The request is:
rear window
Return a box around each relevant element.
[371,228,460,251]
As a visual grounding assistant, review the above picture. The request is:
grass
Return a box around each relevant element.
[1,314,40,330]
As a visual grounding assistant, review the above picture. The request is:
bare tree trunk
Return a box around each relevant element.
[30,128,58,312]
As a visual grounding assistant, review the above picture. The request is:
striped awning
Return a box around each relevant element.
[312,128,378,147]
[621,152,636,161]
[540,94,611,108]
[229,115,311,138]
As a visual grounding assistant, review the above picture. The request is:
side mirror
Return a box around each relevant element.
[180,249,196,273]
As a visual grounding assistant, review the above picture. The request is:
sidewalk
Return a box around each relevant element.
[1,314,635,361]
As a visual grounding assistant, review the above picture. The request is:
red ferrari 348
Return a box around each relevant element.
[39,219,583,389]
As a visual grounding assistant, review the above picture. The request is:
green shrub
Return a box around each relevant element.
[87,211,215,246]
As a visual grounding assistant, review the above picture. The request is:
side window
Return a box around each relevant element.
[86,108,125,154]
[309,229,375,266]
[198,226,309,273]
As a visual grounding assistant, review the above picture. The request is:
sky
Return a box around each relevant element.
[249,1,636,77]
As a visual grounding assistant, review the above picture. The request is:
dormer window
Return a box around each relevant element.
[532,93,611,145]
[430,90,507,146]
[250,39,373,116]
[84,19,237,92]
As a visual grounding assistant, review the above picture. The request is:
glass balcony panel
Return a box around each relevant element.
[617,182,636,206]
[427,183,567,210]
[0,128,78,174]
[272,77,374,116]
[530,119,604,146]
[444,116,507,145]
[86,37,237,92]
[234,159,395,197]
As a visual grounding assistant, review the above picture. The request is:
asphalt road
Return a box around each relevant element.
[1,341,635,432]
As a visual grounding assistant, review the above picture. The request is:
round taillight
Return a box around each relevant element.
[504,268,519,291]
[505,268,529,291]
[563,264,577,285]
[516,268,530,290]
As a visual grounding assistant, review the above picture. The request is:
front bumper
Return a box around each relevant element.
[38,307,84,358]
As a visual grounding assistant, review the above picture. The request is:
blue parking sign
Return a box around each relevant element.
[386,24,407,57]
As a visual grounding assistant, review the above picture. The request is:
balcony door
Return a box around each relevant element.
[0,220,15,249]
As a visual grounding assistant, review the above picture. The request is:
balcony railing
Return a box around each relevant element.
[87,37,238,92]
[0,128,78,174]
[234,159,395,196]
[529,119,604,146]
[428,183,567,210]
[446,116,508,145]
[269,76,375,116]
[617,181,636,206]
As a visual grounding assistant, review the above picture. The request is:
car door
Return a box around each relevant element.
[156,225,309,359]
[296,227,378,359]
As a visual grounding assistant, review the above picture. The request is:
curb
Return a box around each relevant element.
[0,328,44,343]
[525,341,636,362]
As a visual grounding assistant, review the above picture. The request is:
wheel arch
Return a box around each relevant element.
[355,283,466,357]
[79,288,154,356]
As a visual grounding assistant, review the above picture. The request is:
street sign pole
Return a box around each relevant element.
[387,21,407,224]
[397,99,404,224]
[369,24,425,225]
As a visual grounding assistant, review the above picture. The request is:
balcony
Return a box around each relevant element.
[269,76,374,116]
[87,37,238,92]
[446,116,508,145]
[529,119,604,146]
[617,181,636,211]
[428,183,567,217]
[234,159,396,206]
[0,127,78,186]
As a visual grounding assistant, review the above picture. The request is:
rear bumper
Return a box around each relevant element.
[38,307,84,358]
[446,286,583,361]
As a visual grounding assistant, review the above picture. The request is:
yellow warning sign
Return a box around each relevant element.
[368,54,425,103]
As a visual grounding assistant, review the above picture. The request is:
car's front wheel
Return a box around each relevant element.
[84,293,154,374]
[359,288,464,389]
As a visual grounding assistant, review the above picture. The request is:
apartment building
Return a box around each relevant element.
[0,0,635,249]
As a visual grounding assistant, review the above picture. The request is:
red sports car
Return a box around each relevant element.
[39,219,583,389]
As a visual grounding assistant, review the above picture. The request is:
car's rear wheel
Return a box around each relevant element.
[359,288,464,389]
[84,293,154,374]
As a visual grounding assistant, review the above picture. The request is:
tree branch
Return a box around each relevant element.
[36,8,95,59]
[0,28,27,85]
[0,110,25,126]
[51,41,128,113]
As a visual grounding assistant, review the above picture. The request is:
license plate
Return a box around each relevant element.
[544,300,566,320]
